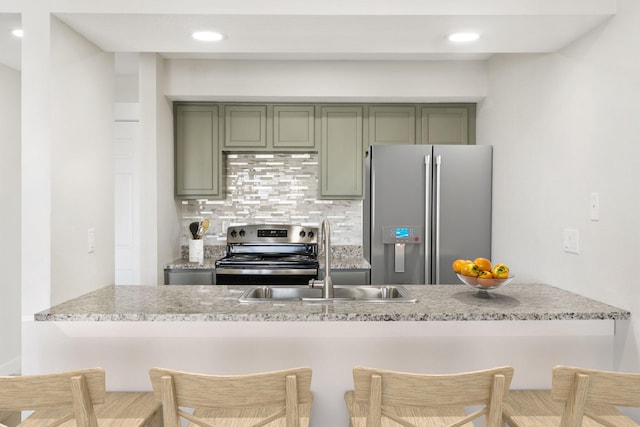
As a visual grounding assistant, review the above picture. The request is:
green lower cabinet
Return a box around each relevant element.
[164,269,216,285]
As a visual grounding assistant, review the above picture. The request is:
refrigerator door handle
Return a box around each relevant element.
[434,154,442,284]
[424,155,431,284]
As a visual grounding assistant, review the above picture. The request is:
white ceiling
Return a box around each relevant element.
[0,1,616,71]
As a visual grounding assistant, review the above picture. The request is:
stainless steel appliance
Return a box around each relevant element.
[364,144,492,285]
[214,224,319,285]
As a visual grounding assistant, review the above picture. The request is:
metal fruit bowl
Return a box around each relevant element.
[456,273,514,299]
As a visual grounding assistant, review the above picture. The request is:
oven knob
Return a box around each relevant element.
[299,230,306,238]
[230,229,237,238]
[239,229,246,237]
[307,231,314,239]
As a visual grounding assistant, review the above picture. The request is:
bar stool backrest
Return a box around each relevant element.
[552,365,640,427]
[149,366,313,427]
[0,368,106,427]
[351,365,514,427]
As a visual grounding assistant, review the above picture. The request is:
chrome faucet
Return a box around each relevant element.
[309,218,333,298]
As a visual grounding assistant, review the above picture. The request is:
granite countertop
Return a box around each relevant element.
[34,284,630,322]
[164,259,218,269]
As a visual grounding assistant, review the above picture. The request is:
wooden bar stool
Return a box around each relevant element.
[149,366,313,427]
[345,365,514,427]
[0,409,21,427]
[503,365,640,426]
[0,368,161,427]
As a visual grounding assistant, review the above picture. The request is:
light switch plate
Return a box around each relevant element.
[88,228,95,253]
[563,229,579,254]
[590,192,599,221]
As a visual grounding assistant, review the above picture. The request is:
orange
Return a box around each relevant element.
[474,257,492,272]
[492,264,510,279]
[460,262,480,277]
[452,259,471,273]
[477,270,493,279]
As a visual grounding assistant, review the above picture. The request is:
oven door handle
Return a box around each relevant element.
[215,268,318,275]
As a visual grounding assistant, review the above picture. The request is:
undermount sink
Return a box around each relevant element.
[238,285,417,303]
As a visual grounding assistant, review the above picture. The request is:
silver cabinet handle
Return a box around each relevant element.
[424,155,431,284]
[435,155,442,284]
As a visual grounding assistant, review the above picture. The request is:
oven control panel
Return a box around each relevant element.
[226,224,319,244]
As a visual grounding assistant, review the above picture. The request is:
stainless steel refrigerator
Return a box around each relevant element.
[364,144,492,285]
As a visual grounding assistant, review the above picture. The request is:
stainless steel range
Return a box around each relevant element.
[214,224,319,285]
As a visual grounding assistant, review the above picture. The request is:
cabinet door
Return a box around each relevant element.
[175,104,222,198]
[320,106,363,198]
[368,106,416,145]
[164,270,215,285]
[224,105,267,148]
[420,107,469,145]
[273,105,316,149]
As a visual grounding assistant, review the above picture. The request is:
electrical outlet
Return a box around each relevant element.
[590,192,599,221]
[563,229,579,254]
[88,228,95,253]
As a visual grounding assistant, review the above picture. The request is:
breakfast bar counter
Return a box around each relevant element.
[34,283,628,322]
[25,283,630,427]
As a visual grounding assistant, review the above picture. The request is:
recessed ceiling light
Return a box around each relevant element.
[11,28,24,38]
[448,32,480,43]
[192,31,224,42]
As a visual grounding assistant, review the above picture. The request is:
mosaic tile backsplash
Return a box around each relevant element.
[179,153,363,246]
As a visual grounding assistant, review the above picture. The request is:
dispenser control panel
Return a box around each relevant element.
[381,226,423,244]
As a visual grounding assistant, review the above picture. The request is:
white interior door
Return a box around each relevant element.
[114,105,141,285]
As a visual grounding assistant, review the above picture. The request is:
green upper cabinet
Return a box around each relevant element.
[224,105,268,149]
[222,104,317,151]
[420,105,476,145]
[174,104,224,199]
[368,106,416,146]
[320,106,364,199]
[174,102,475,200]
[273,105,316,149]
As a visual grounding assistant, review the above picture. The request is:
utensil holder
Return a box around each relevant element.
[189,239,204,264]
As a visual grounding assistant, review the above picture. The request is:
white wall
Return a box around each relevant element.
[0,62,21,375]
[478,0,640,374]
[139,54,181,284]
[49,17,115,304]
[164,59,487,102]
[154,57,182,282]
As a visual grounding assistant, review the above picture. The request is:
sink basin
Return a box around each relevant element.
[238,285,417,303]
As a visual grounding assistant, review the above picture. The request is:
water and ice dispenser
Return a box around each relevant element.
[381,226,423,273]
